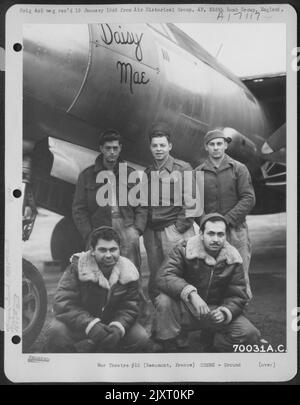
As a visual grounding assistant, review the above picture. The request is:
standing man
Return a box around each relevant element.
[72,129,147,270]
[143,122,195,301]
[195,127,256,299]
[44,227,149,353]
[153,213,260,352]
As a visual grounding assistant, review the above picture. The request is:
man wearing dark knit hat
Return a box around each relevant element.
[152,213,260,352]
[195,127,255,299]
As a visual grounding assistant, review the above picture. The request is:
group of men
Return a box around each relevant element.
[44,123,261,353]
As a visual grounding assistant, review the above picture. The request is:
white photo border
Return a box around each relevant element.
[4,3,298,382]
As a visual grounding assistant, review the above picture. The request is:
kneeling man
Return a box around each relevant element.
[44,226,149,353]
[153,213,260,352]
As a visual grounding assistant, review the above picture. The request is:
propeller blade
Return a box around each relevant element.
[261,123,286,154]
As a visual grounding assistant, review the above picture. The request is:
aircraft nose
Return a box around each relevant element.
[23,24,90,112]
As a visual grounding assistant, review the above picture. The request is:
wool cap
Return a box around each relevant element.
[204,128,232,145]
[199,213,228,230]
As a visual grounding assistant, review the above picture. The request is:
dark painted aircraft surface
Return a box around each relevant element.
[23,23,286,218]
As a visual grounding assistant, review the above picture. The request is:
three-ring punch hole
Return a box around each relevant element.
[13,189,22,198]
[12,335,21,345]
[13,43,22,52]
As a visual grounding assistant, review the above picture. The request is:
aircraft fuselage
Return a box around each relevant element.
[23,23,284,216]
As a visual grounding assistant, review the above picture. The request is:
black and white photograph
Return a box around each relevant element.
[4,4,297,382]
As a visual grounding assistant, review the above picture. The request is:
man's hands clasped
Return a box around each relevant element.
[100,325,123,350]
[88,322,123,351]
[189,292,225,324]
[189,291,210,317]
[209,308,225,324]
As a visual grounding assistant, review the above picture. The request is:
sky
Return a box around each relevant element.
[176,23,286,78]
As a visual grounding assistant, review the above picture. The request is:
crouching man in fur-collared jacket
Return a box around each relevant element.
[152,213,261,352]
[44,226,149,353]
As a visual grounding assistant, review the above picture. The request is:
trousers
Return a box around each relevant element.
[227,222,252,299]
[153,293,260,352]
[111,214,141,271]
[143,224,195,301]
[43,319,149,353]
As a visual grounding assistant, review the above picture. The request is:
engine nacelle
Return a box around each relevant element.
[225,127,257,164]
